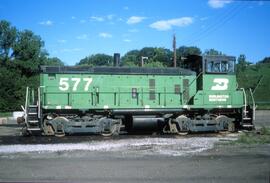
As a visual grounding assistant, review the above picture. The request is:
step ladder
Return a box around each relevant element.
[241,88,255,130]
[24,87,42,134]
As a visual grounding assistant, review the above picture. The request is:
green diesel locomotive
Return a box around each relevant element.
[21,54,255,136]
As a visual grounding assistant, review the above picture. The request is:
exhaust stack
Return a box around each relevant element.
[113,53,120,67]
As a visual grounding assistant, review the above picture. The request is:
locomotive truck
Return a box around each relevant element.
[20,54,255,136]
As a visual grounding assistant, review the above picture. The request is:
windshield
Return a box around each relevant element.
[206,58,235,73]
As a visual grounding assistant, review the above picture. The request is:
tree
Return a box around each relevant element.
[121,49,140,66]
[77,54,113,66]
[11,30,45,75]
[204,48,223,56]
[258,57,270,64]
[44,57,65,66]
[177,46,201,58]
[122,47,173,67]
[177,46,201,67]
[144,61,165,68]
[0,20,63,112]
[237,54,250,72]
[151,47,172,67]
[12,30,44,60]
[0,20,17,63]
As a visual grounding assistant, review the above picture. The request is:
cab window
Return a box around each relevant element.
[206,59,234,74]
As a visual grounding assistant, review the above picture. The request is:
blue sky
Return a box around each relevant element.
[0,0,269,65]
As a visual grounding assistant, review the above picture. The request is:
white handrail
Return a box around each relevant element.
[24,87,29,127]
[241,88,247,117]
[249,88,256,121]
[38,87,41,119]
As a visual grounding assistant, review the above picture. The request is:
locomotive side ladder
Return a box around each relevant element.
[24,87,42,135]
[241,88,255,129]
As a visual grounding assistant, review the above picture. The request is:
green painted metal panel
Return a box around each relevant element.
[40,73,197,110]
[193,74,243,108]
[203,74,237,91]
[40,72,243,110]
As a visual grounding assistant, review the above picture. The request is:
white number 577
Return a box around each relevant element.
[59,77,93,91]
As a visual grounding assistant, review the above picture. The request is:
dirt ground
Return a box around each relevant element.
[0,110,269,183]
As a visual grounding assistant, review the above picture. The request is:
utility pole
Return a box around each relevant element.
[173,34,177,67]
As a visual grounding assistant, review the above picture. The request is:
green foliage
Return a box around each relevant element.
[258,57,270,64]
[0,20,64,112]
[236,61,270,108]
[0,20,16,62]
[44,57,65,66]
[121,50,140,66]
[0,112,12,117]
[204,48,223,56]
[151,47,172,67]
[144,61,165,68]
[123,61,138,67]
[236,54,252,73]
[12,30,44,60]
[0,66,26,111]
[232,127,270,145]
[121,47,172,67]
[77,54,113,66]
[177,46,201,57]
[177,46,201,67]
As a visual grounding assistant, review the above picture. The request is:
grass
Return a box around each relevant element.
[233,126,270,145]
[237,63,270,108]
[256,105,270,110]
[0,112,12,118]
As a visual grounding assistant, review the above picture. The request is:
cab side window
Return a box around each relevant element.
[205,59,234,74]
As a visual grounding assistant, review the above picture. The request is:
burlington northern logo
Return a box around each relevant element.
[211,78,229,90]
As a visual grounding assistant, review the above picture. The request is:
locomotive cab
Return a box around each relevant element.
[182,55,254,131]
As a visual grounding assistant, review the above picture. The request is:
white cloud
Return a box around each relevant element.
[127,16,146,24]
[90,16,104,22]
[60,48,81,52]
[150,17,193,31]
[39,20,53,26]
[99,32,112,38]
[76,34,88,40]
[57,39,67,43]
[123,39,131,42]
[71,16,76,20]
[208,0,232,9]
[123,6,129,10]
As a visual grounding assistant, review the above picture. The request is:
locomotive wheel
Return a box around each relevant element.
[101,124,118,137]
[43,119,55,136]
[54,124,65,137]
[50,117,67,137]
[164,120,188,135]
[175,115,189,135]
[55,132,65,137]
[176,131,188,136]
[216,115,234,132]
[228,122,235,132]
